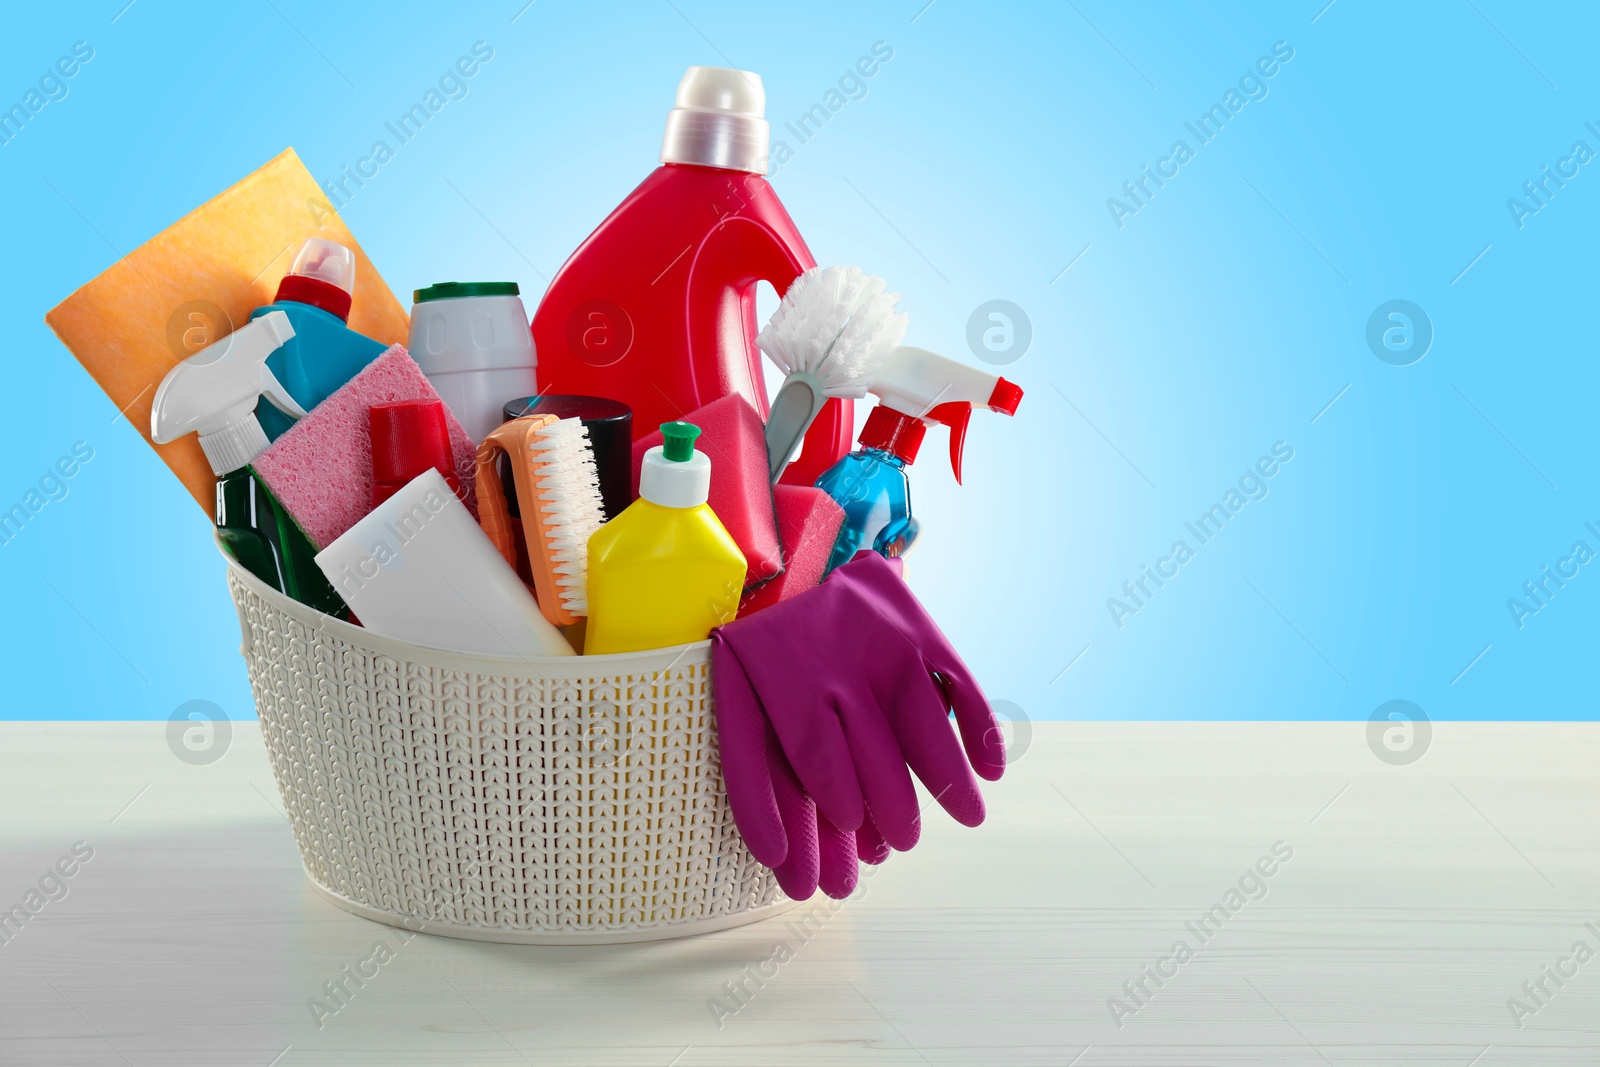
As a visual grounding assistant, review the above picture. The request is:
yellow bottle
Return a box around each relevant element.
[584,421,747,655]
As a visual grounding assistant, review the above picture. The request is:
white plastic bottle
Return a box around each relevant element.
[407,281,537,442]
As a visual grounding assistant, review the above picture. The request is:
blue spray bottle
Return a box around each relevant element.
[815,347,1022,572]
[250,237,388,440]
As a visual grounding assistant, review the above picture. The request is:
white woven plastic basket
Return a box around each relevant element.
[224,549,793,944]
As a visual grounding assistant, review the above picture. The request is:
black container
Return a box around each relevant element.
[501,395,634,521]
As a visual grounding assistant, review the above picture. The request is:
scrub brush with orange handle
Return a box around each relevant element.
[475,415,606,628]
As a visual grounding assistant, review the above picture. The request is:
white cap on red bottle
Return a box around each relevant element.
[660,66,771,174]
[277,238,357,320]
[288,238,356,294]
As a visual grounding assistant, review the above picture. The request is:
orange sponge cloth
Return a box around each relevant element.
[44,148,409,514]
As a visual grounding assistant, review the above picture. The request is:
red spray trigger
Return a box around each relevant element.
[927,402,973,484]
[925,378,1021,484]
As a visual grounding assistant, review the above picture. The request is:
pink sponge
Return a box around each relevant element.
[252,345,478,551]
[739,486,845,616]
[631,393,782,588]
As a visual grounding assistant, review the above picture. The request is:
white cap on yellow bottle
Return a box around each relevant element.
[639,421,710,508]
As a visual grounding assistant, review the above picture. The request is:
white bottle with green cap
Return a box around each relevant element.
[584,421,747,655]
[407,281,537,443]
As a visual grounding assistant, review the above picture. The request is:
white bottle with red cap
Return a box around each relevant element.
[814,347,1023,572]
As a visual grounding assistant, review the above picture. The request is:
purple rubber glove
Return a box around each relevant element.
[711,552,1004,898]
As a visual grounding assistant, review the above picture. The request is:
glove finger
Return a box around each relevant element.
[773,840,820,900]
[855,809,891,866]
[933,658,1006,782]
[816,810,859,900]
[711,636,788,868]
[771,802,821,901]
[853,561,1005,783]
[769,727,821,900]
[893,665,988,828]
[838,696,921,852]
[833,555,1002,785]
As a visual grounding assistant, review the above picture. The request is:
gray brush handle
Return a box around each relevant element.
[765,373,828,484]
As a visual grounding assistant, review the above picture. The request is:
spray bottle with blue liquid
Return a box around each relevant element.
[815,347,1022,573]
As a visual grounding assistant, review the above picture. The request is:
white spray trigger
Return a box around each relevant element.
[259,362,307,420]
[150,310,303,475]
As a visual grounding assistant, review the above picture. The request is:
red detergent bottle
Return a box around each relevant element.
[531,66,851,488]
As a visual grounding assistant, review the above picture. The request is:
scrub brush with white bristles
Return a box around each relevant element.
[757,265,908,483]
[525,417,606,625]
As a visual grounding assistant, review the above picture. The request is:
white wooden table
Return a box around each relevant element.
[1,721,1594,1065]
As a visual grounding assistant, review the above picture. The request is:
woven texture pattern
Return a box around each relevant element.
[228,567,783,941]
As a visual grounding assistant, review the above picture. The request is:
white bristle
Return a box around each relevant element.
[526,418,606,616]
[756,265,908,398]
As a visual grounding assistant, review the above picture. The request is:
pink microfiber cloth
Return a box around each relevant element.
[740,486,845,616]
[252,344,478,550]
[632,393,783,588]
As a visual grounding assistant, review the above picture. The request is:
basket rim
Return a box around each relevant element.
[219,534,710,678]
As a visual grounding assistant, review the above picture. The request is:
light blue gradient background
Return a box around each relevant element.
[3,1,1593,721]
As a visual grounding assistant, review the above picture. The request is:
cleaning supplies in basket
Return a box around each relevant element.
[315,468,575,658]
[815,348,1024,572]
[586,422,746,655]
[150,310,345,615]
[251,238,391,441]
[710,551,1006,900]
[48,82,1023,934]
[475,415,606,629]
[408,281,538,443]
[756,265,907,483]
[530,65,853,488]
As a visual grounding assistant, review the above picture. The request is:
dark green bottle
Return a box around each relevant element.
[216,468,346,616]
